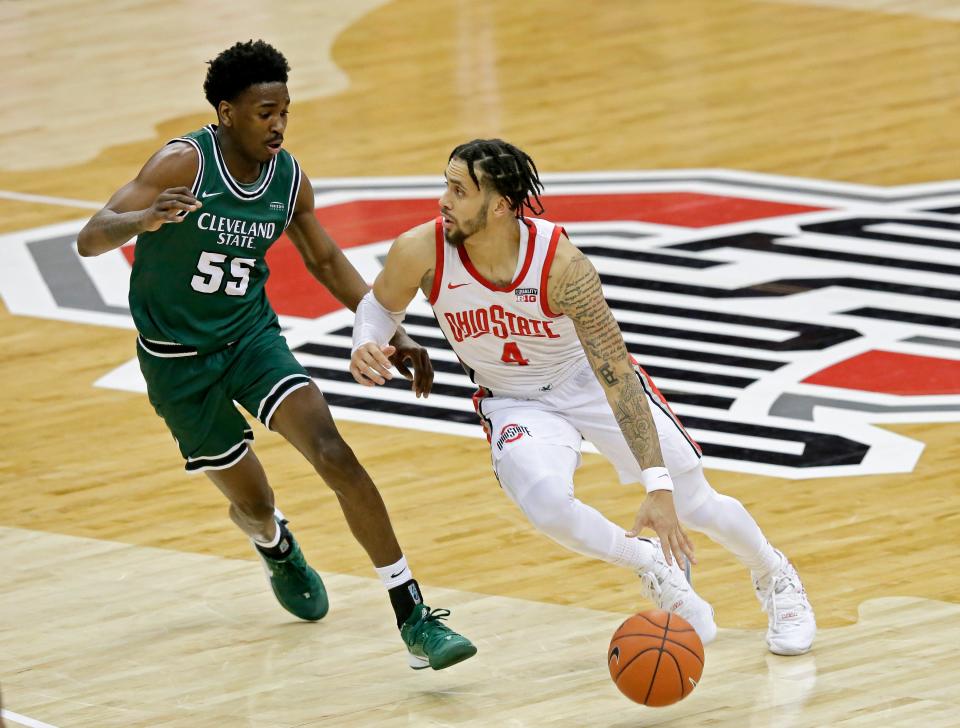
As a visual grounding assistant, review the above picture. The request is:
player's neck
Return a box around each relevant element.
[463,218,521,283]
[215,128,263,184]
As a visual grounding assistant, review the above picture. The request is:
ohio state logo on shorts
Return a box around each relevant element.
[4,170,960,480]
[496,424,532,451]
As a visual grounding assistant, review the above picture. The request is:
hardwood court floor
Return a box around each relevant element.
[4,526,958,727]
[2,1,959,726]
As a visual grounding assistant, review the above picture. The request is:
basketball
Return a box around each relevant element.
[607,609,705,707]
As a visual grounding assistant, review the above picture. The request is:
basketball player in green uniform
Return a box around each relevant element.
[76,40,475,671]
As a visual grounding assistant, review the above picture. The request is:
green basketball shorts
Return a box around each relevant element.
[136,325,313,473]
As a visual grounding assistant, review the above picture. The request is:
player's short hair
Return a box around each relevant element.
[449,139,545,217]
[203,40,290,108]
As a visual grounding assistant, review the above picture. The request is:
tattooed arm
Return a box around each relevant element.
[548,235,695,566]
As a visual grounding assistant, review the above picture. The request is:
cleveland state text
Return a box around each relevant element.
[196,213,277,249]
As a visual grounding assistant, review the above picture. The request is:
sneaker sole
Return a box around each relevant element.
[407,653,431,670]
[768,638,814,656]
[407,644,478,671]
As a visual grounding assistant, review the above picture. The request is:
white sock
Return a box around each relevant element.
[751,545,785,583]
[375,555,413,590]
[611,535,658,572]
[251,520,280,547]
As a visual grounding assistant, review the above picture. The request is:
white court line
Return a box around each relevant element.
[1,709,62,728]
[0,189,102,209]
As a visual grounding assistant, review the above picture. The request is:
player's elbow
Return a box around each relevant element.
[76,229,97,257]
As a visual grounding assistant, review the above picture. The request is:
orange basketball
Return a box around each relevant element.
[607,609,705,707]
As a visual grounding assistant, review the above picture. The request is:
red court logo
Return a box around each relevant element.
[3,170,959,479]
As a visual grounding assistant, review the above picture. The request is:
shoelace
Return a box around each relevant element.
[638,571,661,602]
[639,557,687,606]
[759,572,806,629]
[412,607,455,648]
[271,552,311,581]
[415,607,452,627]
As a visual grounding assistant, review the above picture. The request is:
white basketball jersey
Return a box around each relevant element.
[428,216,588,397]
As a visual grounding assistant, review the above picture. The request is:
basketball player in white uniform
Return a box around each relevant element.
[350,139,816,654]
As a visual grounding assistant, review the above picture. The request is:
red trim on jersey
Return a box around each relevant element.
[630,355,703,455]
[539,224,565,319]
[428,217,445,305]
[472,387,493,443]
[457,218,537,293]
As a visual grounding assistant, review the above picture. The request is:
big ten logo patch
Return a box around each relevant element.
[515,287,538,303]
[5,171,960,479]
[496,424,532,451]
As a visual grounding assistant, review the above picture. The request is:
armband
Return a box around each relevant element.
[352,290,405,354]
[640,466,674,493]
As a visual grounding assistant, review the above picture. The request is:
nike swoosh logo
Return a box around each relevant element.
[447,282,470,289]
[201,191,223,199]
[389,569,405,579]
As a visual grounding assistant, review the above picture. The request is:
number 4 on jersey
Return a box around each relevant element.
[500,341,529,366]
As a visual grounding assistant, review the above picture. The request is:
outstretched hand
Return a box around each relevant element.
[349,329,434,398]
[350,342,396,387]
[627,490,696,568]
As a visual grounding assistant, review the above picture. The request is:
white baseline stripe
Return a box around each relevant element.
[686,428,805,455]
[0,189,102,209]
[80,245,132,309]
[1,708,63,728]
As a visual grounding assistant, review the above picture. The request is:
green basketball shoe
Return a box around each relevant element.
[401,604,477,670]
[256,516,328,622]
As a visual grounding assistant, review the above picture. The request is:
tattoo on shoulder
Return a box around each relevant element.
[554,253,593,302]
[555,252,627,363]
[554,254,602,324]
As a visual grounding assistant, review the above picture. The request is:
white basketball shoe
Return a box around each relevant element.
[753,550,816,655]
[639,538,718,645]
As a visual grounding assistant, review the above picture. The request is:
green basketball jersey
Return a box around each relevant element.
[129,125,301,354]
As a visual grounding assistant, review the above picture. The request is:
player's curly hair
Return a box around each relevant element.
[203,40,290,108]
[449,139,545,217]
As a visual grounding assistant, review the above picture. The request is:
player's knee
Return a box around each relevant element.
[305,435,359,481]
[672,466,754,537]
[671,465,717,522]
[497,446,579,537]
[525,502,573,537]
[515,478,576,540]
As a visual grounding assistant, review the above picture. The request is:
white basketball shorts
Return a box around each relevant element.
[474,360,702,484]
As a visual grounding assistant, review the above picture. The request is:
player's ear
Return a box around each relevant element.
[492,195,512,218]
[217,100,234,127]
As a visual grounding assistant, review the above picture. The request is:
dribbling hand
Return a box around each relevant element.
[627,490,696,568]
